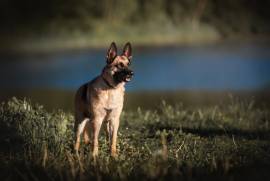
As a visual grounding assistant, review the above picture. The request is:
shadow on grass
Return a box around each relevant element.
[181,127,270,140]
[1,158,270,181]
[0,121,25,154]
[149,125,270,140]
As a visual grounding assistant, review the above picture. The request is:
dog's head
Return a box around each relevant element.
[102,42,134,86]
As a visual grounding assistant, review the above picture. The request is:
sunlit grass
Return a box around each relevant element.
[6,21,219,53]
[0,97,269,180]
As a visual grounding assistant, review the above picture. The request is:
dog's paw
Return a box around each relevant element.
[110,151,118,158]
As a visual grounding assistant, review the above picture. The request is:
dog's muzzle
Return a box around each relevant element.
[114,69,134,83]
[123,69,134,82]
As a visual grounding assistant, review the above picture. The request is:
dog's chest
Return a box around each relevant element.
[99,88,124,109]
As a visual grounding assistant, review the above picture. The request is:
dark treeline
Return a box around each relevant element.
[1,0,270,37]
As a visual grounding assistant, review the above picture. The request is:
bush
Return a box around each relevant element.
[0,97,74,156]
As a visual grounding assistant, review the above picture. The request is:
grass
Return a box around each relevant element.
[0,97,270,180]
[2,21,220,53]
[2,89,270,112]
[2,0,270,53]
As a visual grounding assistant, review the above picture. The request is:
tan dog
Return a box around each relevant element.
[74,42,133,157]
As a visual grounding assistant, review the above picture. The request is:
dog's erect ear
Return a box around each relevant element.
[107,42,117,64]
[122,42,132,60]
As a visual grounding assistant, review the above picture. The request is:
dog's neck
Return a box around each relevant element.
[102,76,115,88]
[101,74,125,89]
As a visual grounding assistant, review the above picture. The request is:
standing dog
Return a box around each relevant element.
[74,42,133,157]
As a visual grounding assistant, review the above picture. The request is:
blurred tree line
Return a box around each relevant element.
[0,0,270,37]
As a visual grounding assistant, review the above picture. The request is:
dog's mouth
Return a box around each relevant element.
[114,69,134,83]
[124,75,132,82]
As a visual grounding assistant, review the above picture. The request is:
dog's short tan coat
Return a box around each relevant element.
[74,42,133,157]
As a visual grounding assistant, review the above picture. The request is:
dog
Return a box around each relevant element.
[74,42,133,157]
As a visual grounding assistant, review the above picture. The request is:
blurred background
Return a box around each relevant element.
[0,0,270,111]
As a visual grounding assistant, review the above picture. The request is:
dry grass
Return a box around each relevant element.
[0,97,270,180]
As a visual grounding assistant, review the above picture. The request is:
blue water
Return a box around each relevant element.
[1,42,270,91]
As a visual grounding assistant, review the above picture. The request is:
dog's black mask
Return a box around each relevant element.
[113,68,133,84]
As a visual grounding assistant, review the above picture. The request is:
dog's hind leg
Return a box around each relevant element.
[74,117,90,153]
[105,120,112,145]
[83,120,91,144]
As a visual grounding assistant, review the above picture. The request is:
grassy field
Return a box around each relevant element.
[0,97,270,180]
[2,89,270,112]
[1,21,220,53]
[1,0,270,53]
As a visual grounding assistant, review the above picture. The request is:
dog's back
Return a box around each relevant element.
[74,77,100,130]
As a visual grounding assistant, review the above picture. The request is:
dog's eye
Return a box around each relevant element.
[119,63,125,68]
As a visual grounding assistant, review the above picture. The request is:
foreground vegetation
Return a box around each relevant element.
[0,97,270,180]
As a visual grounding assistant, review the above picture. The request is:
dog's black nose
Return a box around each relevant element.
[129,71,134,76]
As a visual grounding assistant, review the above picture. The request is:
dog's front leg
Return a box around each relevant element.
[109,108,122,157]
[111,120,119,157]
[91,115,105,157]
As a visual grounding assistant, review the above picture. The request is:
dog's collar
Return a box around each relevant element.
[102,76,115,89]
